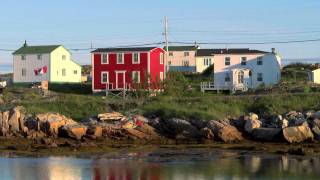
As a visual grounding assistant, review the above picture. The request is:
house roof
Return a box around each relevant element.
[91,47,158,53]
[13,45,61,55]
[196,48,269,56]
[163,46,199,51]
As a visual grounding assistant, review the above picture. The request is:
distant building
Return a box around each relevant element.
[308,69,320,84]
[91,47,165,92]
[197,48,281,91]
[164,46,199,72]
[12,42,82,83]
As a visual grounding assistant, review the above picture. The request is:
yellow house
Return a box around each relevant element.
[13,42,82,83]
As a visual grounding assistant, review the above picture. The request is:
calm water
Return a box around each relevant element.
[0,64,12,74]
[0,148,319,180]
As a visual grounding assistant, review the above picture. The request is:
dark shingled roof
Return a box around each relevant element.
[13,45,61,55]
[163,46,199,51]
[91,47,158,53]
[196,48,269,56]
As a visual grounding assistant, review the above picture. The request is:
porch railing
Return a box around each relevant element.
[200,82,248,93]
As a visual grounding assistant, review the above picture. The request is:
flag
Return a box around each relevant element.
[34,66,48,76]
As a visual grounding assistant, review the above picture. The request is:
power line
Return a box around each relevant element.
[0,48,15,52]
[169,38,320,45]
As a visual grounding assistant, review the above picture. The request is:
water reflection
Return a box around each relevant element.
[0,149,320,180]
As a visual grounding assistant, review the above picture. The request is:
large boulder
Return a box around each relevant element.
[244,119,262,134]
[313,111,320,119]
[251,128,282,141]
[311,119,320,140]
[59,124,87,140]
[135,122,160,139]
[0,111,9,136]
[200,127,214,140]
[86,125,103,139]
[283,125,314,143]
[160,118,201,139]
[38,113,78,137]
[207,120,243,142]
[8,106,25,132]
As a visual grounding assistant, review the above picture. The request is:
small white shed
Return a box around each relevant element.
[308,69,320,84]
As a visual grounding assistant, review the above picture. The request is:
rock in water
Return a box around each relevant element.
[251,128,282,141]
[244,119,262,134]
[60,125,87,140]
[283,125,314,143]
[207,120,243,142]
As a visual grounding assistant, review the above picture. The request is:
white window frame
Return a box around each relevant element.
[74,70,78,75]
[204,58,211,66]
[225,57,231,66]
[62,55,66,60]
[160,53,164,64]
[117,53,124,64]
[160,72,164,81]
[21,55,26,60]
[132,53,140,64]
[37,54,42,60]
[101,53,109,64]
[184,51,190,57]
[241,57,247,65]
[183,60,189,67]
[131,71,140,83]
[101,71,109,84]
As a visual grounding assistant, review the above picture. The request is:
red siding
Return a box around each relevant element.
[93,51,154,91]
[150,48,165,89]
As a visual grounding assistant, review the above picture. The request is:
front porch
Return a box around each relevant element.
[200,82,249,93]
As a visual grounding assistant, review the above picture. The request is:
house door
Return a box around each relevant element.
[237,71,244,85]
[116,72,126,89]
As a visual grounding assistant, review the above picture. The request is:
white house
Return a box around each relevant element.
[13,42,82,83]
[197,48,282,92]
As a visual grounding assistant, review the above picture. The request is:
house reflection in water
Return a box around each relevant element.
[1,151,320,179]
[92,159,162,180]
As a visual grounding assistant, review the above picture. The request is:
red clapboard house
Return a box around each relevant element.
[91,47,165,92]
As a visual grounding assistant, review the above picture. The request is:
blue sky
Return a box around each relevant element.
[0,0,320,65]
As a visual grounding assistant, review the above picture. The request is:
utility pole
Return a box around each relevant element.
[164,16,169,78]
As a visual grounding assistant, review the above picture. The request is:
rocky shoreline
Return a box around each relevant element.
[1,106,320,156]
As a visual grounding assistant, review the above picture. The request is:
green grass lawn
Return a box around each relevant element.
[2,64,320,121]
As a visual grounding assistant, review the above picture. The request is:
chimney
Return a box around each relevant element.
[23,40,28,47]
[271,48,276,54]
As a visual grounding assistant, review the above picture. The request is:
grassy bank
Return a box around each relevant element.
[2,86,320,121]
[2,64,320,121]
